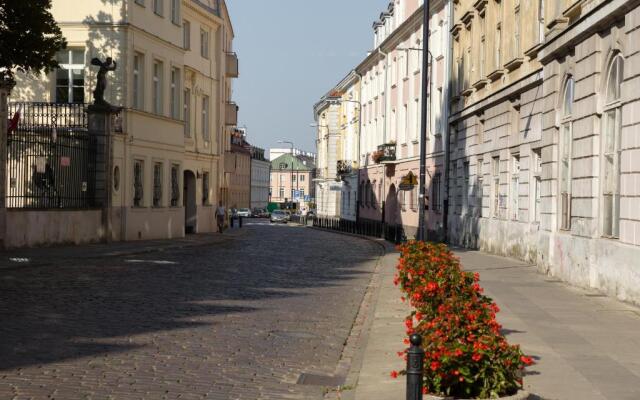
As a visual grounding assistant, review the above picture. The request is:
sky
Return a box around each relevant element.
[226,0,390,155]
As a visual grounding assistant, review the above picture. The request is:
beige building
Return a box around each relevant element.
[226,129,250,209]
[315,72,361,221]
[11,0,238,242]
[448,0,640,305]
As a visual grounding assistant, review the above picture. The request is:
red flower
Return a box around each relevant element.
[430,361,441,371]
[390,370,399,379]
[472,353,482,362]
[520,356,534,366]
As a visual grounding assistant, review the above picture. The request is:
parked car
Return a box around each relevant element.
[270,210,288,223]
[306,209,316,218]
[237,208,251,218]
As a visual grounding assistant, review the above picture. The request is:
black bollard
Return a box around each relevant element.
[239,216,243,228]
[406,334,424,400]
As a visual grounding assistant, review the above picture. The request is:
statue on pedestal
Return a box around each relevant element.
[91,57,117,107]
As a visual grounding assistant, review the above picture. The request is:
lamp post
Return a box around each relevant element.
[278,139,294,208]
[417,2,430,242]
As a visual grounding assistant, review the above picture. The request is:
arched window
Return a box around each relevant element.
[602,55,624,238]
[358,181,364,208]
[366,180,372,207]
[559,76,574,230]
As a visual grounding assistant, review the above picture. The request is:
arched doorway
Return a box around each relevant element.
[184,170,197,234]
[385,184,398,225]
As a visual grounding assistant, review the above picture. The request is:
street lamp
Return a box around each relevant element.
[277,139,295,208]
[417,1,430,242]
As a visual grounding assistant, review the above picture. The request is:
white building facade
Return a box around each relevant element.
[250,146,270,209]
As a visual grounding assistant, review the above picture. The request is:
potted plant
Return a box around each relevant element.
[392,242,534,399]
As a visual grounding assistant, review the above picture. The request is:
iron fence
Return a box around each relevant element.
[312,216,405,244]
[6,102,99,209]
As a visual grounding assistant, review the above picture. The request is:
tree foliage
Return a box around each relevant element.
[0,0,66,82]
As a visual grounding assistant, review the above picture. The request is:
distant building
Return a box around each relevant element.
[269,147,316,162]
[250,146,270,210]
[226,130,251,209]
[269,154,316,205]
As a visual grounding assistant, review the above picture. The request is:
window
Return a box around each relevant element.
[202,172,210,205]
[279,187,284,199]
[366,180,372,206]
[532,149,542,223]
[514,2,521,58]
[477,117,484,146]
[134,160,144,207]
[279,174,284,185]
[55,49,85,104]
[184,88,191,137]
[133,53,144,110]
[511,155,520,220]
[477,158,484,215]
[492,156,500,218]
[153,163,163,207]
[538,0,545,44]
[171,0,180,24]
[292,175,297,183]
[171,164,180,207]
[200,29,209,59]
[170,67,180,119]
[410,186,417,211]
[463,161,470,214]
[560,77,574,230]
[300,175,305,182]
[153,60,163,115]
[153,0,163,16]
[496,23,502,69]
[432,174,441,212]
[183,20,191,50]
[602,55,624,238]
[202,95,209,141]
[480,12,486,77]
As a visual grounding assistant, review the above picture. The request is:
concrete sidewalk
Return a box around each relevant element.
[349,246,640,400]
[0,227,247,268]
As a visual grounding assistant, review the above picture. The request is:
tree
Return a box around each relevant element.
[0,0,66,83]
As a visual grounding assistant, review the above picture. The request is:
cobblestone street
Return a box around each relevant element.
[0,224,382,399]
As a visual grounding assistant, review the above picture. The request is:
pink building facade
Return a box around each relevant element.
[356,0,451,239]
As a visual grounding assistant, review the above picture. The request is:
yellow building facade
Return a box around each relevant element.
[12,0,238,241]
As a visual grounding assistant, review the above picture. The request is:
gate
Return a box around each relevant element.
[6,102,99,209]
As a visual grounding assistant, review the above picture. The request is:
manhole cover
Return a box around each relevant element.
[297,373,345,386]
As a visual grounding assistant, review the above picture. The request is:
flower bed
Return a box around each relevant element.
[392,242,533,399]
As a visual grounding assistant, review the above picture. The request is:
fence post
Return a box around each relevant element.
[406,334,424,400]
[0,80,14,249]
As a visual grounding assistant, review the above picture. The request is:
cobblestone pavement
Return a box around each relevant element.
[0,223,382,399]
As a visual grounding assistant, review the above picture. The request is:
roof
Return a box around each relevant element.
[270,153,315,171]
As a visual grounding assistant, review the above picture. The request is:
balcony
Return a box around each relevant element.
[225,52,239,78]
[373,143,396,164]
[337,160,354,175]
[225,102,238,126]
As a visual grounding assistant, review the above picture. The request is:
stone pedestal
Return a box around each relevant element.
[87,104,121,243]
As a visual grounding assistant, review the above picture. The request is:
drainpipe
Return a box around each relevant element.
[442,0,454,243]
[355,71,363,223]
[378,48,389,225]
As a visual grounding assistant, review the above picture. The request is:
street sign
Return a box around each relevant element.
[399,171,418,191]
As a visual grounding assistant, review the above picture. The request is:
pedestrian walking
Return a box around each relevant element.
[215,201,226,233]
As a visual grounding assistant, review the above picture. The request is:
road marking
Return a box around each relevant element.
[125,259,178,265]
[9,257,30,263]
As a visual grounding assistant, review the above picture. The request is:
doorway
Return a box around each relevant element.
[184,170,197,234]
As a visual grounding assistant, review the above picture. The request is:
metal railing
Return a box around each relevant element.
[7,102,99,209]
[312,216,405,244]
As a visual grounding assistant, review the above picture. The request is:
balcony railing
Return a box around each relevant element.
[373,143,396,163]
[225,53,239,78]
[337,160,353,175]
[225,102,238,126]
